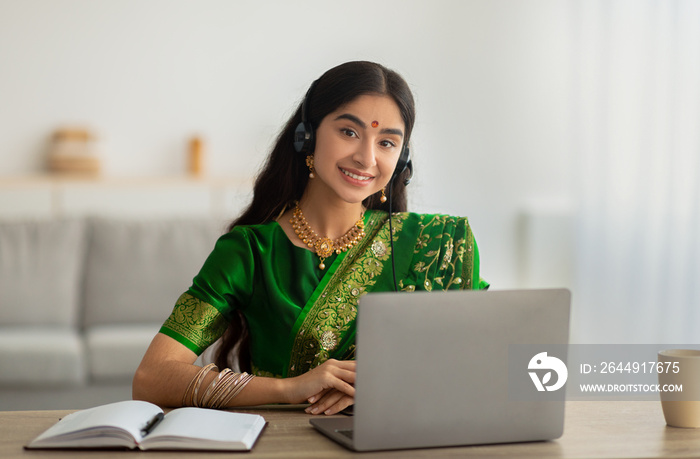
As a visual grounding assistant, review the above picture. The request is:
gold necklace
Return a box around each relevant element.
[290,204,365,270]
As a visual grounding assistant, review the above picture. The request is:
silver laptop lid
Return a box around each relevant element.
[352,288,571,451]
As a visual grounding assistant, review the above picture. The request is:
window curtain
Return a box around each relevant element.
[573,0,700,343]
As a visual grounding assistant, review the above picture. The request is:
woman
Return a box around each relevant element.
[133,61,488,416]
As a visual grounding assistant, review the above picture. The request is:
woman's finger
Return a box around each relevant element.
[306,389,351,415]
[307,388,330,404]
[323,395,353,416]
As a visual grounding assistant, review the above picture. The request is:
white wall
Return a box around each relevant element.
[0,0,574,289]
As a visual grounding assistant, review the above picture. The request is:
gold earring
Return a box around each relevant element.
[306,155,315,178]
[380,187,387,203]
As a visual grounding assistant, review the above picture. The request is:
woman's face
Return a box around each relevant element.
[310,94,405,205]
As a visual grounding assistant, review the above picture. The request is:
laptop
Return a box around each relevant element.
[310,288,571,451]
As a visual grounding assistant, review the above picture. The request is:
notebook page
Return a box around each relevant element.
[28,400,163,448]
[143,408,265,449]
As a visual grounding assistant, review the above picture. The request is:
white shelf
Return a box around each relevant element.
[0,175,253,220]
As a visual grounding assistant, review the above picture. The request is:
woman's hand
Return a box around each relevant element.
[283,359,356,415]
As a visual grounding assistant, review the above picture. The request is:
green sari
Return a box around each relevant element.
[160,210,488,378]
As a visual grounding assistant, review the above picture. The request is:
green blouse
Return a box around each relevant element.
[160,210,488,378]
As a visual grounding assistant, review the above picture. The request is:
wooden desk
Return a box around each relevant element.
[1,402,699,458]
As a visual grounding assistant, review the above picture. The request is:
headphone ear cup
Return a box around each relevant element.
[402,159,414,186]
[294,122,314,153]
[392,145,412,185]
[294,79,319,154]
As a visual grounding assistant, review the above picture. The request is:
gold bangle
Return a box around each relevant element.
[208,371,240,409]
[202,369,233,408]
[185,363,217,407]
[193,364,218,407]
[200,368,227,407]
[186,366,257,410]
[182,364,210,406]
[217,373,256,409]
[229,374,255,399]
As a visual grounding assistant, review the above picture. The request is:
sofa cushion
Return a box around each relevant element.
[85,324,161,381]
[83,218,223,326]
[0,219,86,327]
[0,327,86,386]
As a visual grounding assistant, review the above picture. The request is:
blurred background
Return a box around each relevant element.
[1,0,699,408]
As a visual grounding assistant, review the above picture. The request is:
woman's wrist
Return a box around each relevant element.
[275,376,295,404]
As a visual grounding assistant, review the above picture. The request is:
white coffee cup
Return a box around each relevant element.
[658,349,700,428]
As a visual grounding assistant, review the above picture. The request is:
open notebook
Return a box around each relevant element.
[26,400,266,451]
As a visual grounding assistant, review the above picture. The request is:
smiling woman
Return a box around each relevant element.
[306,94,404,207]
[132,61,489,416]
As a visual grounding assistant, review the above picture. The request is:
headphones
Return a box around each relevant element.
[293,80,413,186]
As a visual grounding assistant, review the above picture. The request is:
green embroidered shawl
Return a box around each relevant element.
[160,210,488,378]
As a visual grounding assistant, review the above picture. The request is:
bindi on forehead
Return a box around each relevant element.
[333,113,403,138]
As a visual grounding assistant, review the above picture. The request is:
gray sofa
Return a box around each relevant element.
[0,217,226,410]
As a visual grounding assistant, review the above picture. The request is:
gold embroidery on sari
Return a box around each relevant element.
[406,215,475,292]
[320,330,338,351]
[398,279,416,292]
[287,212,405,376]
[161,293,228,352]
